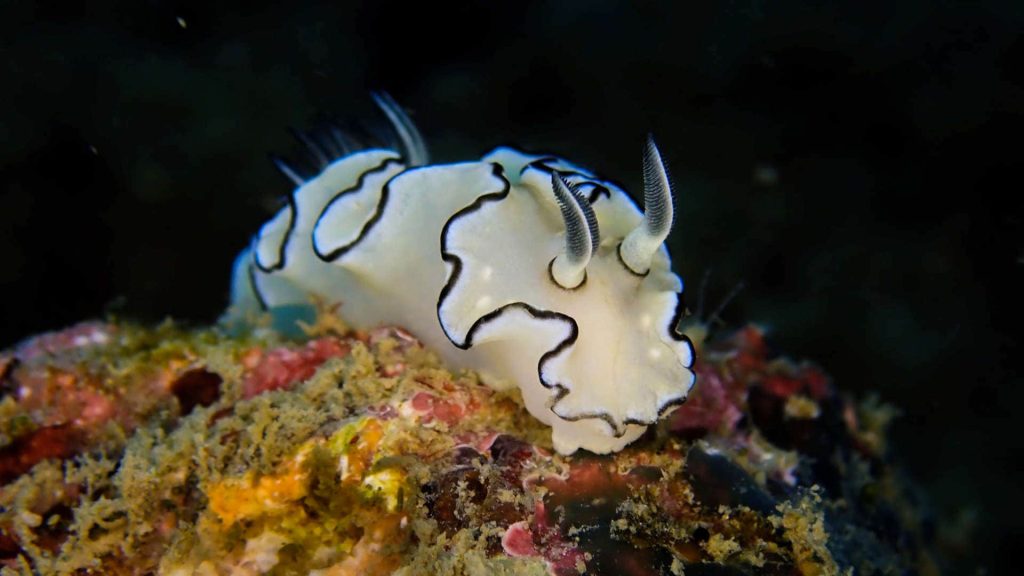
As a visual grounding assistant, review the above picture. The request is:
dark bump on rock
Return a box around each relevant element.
[627,465,663,482]
[424,467,486,535]
[170,368,223,416]
[0,356,18,397]
[0,529,21,559]
[0,424,82,485]
[683,445,776,514]
[488,434,535,484]
[452,445,484,467]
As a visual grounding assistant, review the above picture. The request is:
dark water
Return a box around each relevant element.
[1,1,1020,572]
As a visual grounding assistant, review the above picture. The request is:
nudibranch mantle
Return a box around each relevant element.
[226,97,695,454]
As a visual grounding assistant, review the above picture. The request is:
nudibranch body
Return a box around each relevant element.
[226,94,695,454]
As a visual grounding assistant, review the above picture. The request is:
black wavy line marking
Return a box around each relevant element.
[585,184,611,204]
[249,150,402,308]
[436,163,514,338]
[547,257,588,291]
[253,192,298,273]
[550,285,695,433]
[436,163,694,438]
[520,159,613,202]
[483,144,635,205]
[662,241,695,345]
[246,260,269,311]
[312,157,405,262]
[616,241,651,278]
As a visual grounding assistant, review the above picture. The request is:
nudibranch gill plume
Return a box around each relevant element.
[225,94,696,454]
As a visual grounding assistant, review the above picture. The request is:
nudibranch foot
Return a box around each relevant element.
[226,96,695,455]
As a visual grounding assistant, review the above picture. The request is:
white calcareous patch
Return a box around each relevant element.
[225,94,696,454]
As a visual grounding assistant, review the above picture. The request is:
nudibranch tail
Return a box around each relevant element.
[620,135,674,275]
[371,91,429,166]
[550,173,595,289]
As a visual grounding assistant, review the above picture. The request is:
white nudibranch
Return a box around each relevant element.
[225,94,696,454]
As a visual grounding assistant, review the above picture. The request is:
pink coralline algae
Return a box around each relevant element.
[240,337,352,398]
[7,321,112,362]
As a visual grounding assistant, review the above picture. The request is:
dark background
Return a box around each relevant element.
[1,1,1020,572]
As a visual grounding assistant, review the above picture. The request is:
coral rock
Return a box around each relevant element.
[0,320,941,575]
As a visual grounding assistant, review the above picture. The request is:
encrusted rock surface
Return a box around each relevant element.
[0,316,941,575]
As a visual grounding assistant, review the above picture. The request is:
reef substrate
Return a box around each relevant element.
[0,316,941,575]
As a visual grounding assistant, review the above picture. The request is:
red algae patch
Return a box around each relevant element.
[240,336,351,398]
[0,319,943,575]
